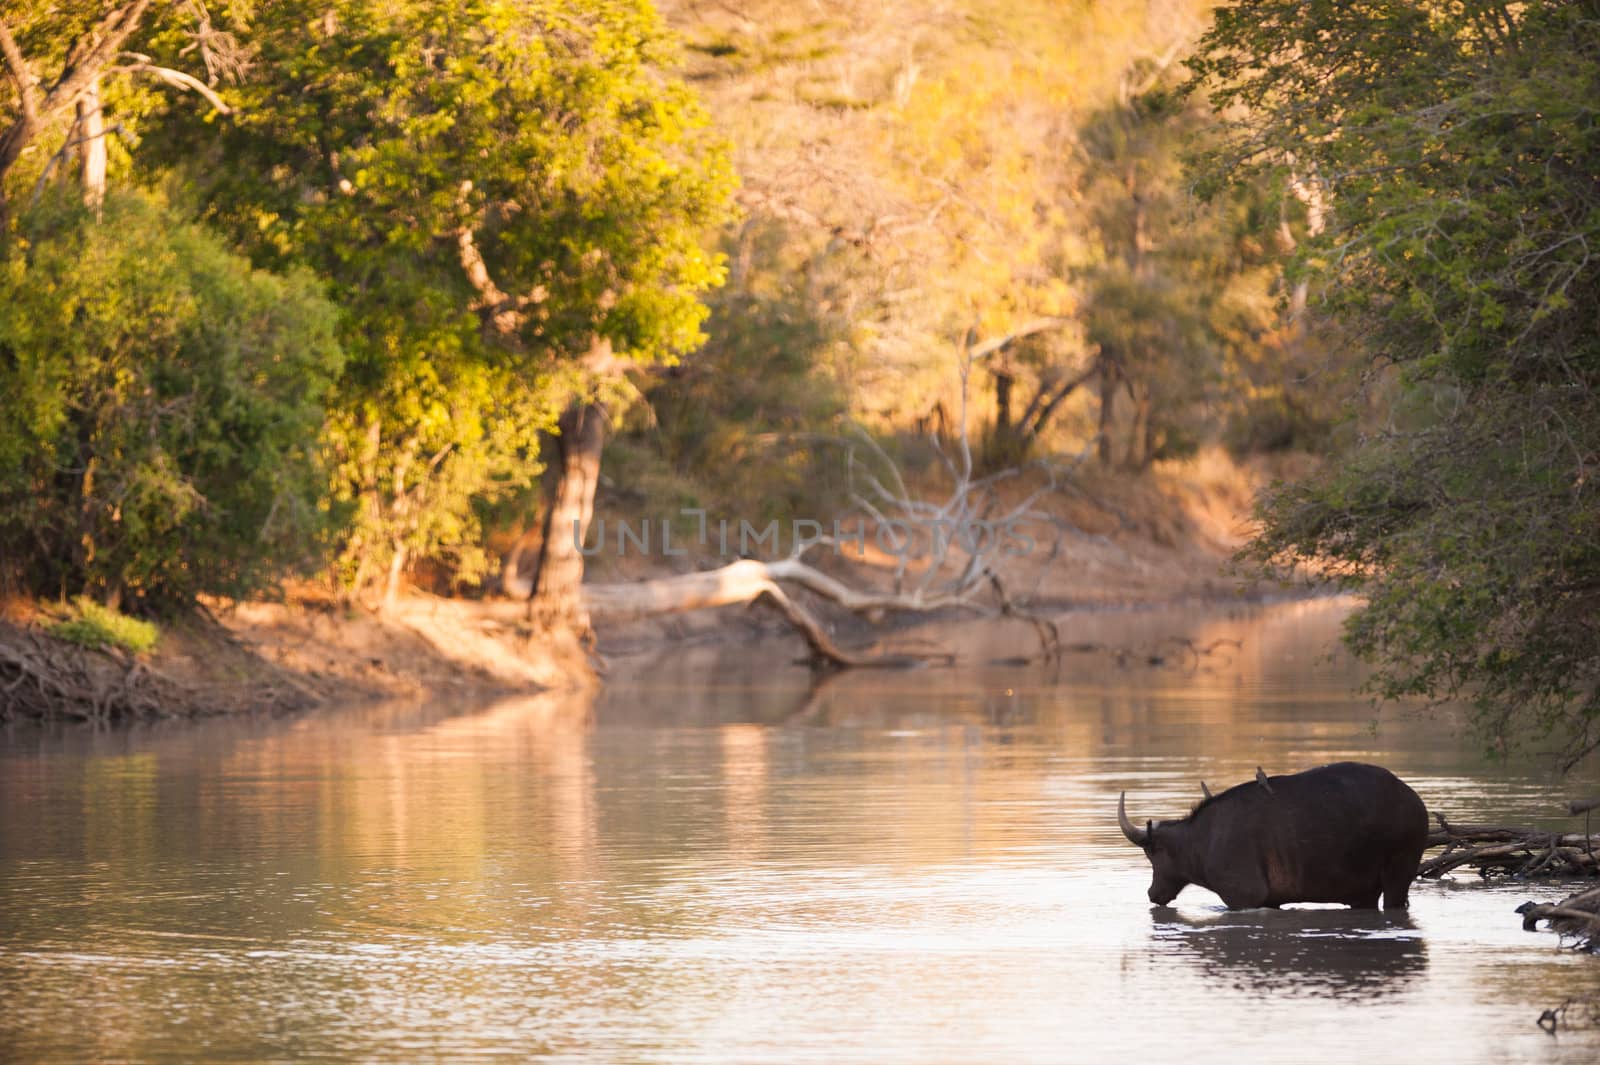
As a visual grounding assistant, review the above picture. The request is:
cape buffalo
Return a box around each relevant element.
[1118,762,1428,910]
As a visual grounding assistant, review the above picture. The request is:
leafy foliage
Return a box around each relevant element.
[0,0,247,210]
[610,255,852,526]
[1075,80,1284,469]
[1192,1,1600,763]
[0,192,342,605]
[662,0,1313,482]
[667,0,1206,425]
[158,0,735,593]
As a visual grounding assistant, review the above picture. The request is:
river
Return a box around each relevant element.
[3,597,1599,1062]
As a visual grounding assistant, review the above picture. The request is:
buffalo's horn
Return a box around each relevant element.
[1201,780,1214,800]
[1118,791,1150,846]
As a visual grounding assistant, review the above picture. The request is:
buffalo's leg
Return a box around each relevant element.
[1380,857,1416,910]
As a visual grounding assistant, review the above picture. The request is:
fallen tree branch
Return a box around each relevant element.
[1519,885,1600,952]
[582,558,957,668]
[1420,810,1600,879]
[1536,997,1600,1034]
[560,355,1079,669]
[1422,805,1600,952]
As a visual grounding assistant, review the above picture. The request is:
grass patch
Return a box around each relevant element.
[47,598,160,655]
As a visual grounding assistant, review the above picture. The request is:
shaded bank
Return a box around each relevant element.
[0,598,588,726]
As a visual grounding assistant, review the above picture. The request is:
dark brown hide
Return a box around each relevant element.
[1121,762,1428,910]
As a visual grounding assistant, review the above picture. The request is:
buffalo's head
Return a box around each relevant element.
[1119,792,1189,906]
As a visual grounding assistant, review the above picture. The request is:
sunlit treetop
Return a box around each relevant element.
[165,0,736,377]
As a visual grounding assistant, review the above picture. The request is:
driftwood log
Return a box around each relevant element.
[1518,885,1600,945]
[584,557,965,669]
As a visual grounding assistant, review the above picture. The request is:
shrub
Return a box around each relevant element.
[0,192,344,605]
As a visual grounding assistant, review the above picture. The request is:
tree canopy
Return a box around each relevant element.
[0,1,737,599]
[1190,0,1600,764]
[151,0,734,596]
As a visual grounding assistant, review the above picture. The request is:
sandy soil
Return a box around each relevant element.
[215,595,590,698]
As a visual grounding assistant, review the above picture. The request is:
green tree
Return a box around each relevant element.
[0,1,240,221]
[1190,1,1600,764]
[160,0,734,605]
[1077,75,1269,470]
[0,191,342,606]
[609,263,851,528]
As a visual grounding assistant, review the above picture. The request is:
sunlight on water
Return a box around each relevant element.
[4,598,1600,1062]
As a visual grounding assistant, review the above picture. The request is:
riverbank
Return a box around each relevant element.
[0,448,1307,724]
[0,597,588,726]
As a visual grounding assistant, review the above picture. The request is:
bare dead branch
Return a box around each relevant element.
[113,53,232,112]
[968,317,1075,362]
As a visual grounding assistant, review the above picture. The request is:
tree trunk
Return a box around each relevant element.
[987,369,1016,466]
[343,417,384,597]
[1014,357,1099,458]
[1126,380,1152,470]
[1096,357,1118,466]
[76,78,105,212]
[527,402,606,634]
[1140,389,1157,470]
[382,541,408,610]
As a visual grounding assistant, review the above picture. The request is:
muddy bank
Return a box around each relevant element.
[0,611,323,725]
[0,597,587,727]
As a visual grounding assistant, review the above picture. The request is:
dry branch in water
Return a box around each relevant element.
[579,368,1076,669]
[1518,885,1600,952]
[1420,810,1600,879]
[1536,997,1600,1034]
[1422,800,1600,953]
[583,558,952,668]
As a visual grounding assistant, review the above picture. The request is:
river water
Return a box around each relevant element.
[3,597,1600,1062]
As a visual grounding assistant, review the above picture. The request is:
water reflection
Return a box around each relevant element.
[1153,909,1428,1000]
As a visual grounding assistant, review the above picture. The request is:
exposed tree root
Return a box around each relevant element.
[1,624,184,721]
[0,620,316,724]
